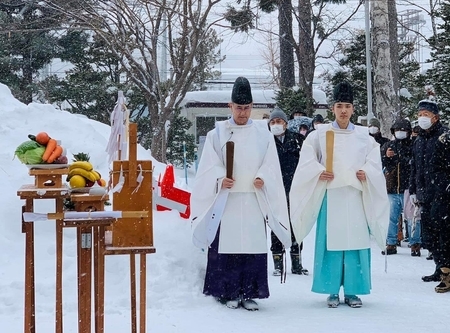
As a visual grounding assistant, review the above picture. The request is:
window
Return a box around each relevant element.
[196,116,229,143]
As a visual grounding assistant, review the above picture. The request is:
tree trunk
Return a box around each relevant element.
[278,0,295,88]
[388,0,400,99]
[296,0,314,114]
[371,0,398,136]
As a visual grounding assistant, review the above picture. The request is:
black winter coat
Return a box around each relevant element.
[370,132,390,147]
[274,129,304,196]
[430,131,450,200]
[381,138,413,194]
[409,121,448,203]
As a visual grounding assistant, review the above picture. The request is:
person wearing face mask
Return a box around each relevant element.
[380,118,417,256]
[268,108,308,277]
[289,109,307,120]
[409,99,448,283]
[368,118,389,147]
[289,81,389,308]
[306,114,325,137]
[299,124,309,137]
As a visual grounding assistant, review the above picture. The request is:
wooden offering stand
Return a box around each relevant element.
[105,122,155,333]
[17,166,69,333]
[67,193,112,333]
[18,123,154,333]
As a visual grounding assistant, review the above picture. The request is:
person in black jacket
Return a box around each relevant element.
[268,107,308,276]
[381,118,414,255]
[306,114,325,137]
[429,131,450,292]
[368,118,389,147]
[409,99,448,282]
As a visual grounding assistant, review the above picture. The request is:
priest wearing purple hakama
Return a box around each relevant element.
[191,77,291,311]
[289,81,389,308]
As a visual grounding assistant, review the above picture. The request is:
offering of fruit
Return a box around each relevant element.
[66,152,105,188]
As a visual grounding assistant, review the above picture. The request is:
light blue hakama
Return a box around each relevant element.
[312,193,372,295]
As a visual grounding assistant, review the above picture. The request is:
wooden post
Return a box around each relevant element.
[55,199,64,333]
[22,202,35,333]
[108,122,155,333]
[139,254,146,333]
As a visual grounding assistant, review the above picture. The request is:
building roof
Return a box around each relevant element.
[180,89,328,108]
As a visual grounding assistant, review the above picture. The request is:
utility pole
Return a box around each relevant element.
[365,0,374,122]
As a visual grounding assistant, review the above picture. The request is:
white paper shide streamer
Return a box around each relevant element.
[106,90,129,164]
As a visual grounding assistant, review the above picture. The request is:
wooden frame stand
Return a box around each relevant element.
[18,167,69,333]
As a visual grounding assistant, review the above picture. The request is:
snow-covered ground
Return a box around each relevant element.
[0,83,447,332]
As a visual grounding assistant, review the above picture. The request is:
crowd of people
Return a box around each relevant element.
[190,76,450,312]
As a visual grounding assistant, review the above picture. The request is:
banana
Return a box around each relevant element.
[67,168,97,182]
[91,170,101,181]
[69,161,93,172]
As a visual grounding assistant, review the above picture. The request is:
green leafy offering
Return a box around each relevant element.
[14,140,46,164]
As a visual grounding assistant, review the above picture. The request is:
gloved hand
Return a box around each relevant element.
[410,194,418,205]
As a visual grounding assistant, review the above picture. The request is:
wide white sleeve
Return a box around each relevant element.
[254,131,292,249]
[360,138,390,250]
[190,130,227,248]
[289,132,327,243]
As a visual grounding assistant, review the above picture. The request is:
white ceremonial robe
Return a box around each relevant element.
[191,119,291,253]
[289,123,389,250]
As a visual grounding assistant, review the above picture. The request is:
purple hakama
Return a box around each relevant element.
[203,228,269,300]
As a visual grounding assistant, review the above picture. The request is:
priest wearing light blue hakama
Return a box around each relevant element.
[289,81,389,308]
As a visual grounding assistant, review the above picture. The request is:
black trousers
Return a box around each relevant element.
[430,201,450,268]
[270,225,302,254]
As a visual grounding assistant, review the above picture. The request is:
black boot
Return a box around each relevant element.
[422,269,441,282]
[290,252,309,275]
[381,245,397,255]
[272,253,283,276]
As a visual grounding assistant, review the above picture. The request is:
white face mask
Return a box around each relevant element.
[270,124,285,136]
[418,116,432,130]
[395,131,408,140]
[294,116,301,120]
[368,126,379,134]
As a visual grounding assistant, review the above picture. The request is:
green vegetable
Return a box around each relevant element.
[14,140,46,164]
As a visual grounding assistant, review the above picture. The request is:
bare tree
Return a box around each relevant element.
[42,0,223,162]
[372,0,399,135]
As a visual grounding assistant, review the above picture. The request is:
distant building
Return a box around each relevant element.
[179,89,328,144]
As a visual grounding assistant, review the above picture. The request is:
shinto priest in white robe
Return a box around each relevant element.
[289,123,389,251]
[191,119,292,253]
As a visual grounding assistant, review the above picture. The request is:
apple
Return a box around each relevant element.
[85,180,95,187]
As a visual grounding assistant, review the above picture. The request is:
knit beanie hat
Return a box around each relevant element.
[269,107,288,124]
[369,118,381,128]
[418,100,439,114]
[231,77,253,105]
[333,81,354,104]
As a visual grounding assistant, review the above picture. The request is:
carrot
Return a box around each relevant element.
[36,132,50,145]
[42,138,57,162]
[46,145,63,163]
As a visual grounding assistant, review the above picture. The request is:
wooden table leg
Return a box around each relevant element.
[55,200,64,333]
[94,226,105,333]
[78,227,92,333]
[130,254,137,333]
[22,201,36,333]
[139,254,146,333]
